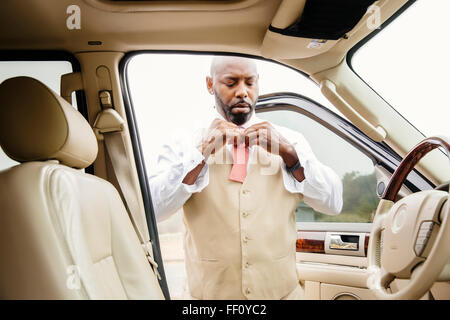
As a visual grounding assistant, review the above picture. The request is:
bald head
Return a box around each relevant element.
[206,56,259,125]
[209,56,258,79]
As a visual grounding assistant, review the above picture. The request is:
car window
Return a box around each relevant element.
[0,60,75,171]
[126,53,376,299]
[257,110,379,223]
[351,0,450,137]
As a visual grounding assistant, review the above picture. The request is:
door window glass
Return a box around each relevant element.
[257,110,379,223]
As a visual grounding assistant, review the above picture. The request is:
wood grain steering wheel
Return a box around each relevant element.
[367,136,450,299]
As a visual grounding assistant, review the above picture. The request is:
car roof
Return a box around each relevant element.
[0,0,410,76]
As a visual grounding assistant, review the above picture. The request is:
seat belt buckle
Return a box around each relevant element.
[142,242,162,280]
[93,108,125,141]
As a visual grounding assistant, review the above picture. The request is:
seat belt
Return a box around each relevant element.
[93,91,161,280]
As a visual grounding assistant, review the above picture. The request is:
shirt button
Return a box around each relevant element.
[245,288,251,295]
[242,189,250,195]
[245,262,250,268]
[242,211,248,217]
[243,236,249,243]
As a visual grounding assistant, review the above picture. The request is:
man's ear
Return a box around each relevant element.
[206,76,214,95]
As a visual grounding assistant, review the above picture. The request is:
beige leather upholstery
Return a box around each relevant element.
[0,77,97,169]
[0,77,164,299]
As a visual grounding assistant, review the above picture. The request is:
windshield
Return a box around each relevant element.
[351,0,450,137]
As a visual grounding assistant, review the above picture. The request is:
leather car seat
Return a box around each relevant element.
[0,76,164,299]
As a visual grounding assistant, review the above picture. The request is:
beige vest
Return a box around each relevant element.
[183,146,302,299]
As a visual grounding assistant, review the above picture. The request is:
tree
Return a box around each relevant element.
[296,170,379,223]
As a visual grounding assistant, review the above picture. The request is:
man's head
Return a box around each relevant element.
[206,56,259,126]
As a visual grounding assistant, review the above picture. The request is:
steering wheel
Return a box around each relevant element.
[367,136,450,299]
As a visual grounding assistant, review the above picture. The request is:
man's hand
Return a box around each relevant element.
[243,122,305,182]
[184,119,241,185]
[243,121,292,163]
[198,118,242,160]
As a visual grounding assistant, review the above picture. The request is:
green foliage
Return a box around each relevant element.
[296,171,380,223]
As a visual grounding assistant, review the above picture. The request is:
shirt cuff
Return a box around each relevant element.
[181,146,209,194]
[281,157,306,194]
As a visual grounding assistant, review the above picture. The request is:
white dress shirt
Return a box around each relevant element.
[149,110,343,221]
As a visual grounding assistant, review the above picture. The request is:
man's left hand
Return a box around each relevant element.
[242,122,298,168]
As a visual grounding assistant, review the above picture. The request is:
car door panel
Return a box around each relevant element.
[296,228,372,299]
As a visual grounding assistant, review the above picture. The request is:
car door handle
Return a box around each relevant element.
[324,232,366,256]
[329,234,359,251]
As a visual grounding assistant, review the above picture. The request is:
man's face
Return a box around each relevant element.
[207,58,259,126]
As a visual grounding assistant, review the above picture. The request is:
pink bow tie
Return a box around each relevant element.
[228,142,249,183]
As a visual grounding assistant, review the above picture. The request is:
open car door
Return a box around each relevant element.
[255,92,447,300]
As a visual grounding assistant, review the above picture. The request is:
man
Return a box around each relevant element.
[149,56,343,300]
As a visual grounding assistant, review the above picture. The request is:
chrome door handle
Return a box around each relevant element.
[329,234,358,251]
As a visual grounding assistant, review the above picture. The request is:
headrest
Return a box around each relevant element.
[0,77,98,169]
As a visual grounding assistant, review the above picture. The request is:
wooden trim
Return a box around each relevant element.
[296,231,326,254]
[364,234,370,256]
[297,231,371,257]
[383,136,449,201]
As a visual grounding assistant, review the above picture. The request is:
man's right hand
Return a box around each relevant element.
[198,118,242,160]
[183,119,240,185]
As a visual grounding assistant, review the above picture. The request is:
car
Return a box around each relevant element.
[0,0,448,301]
